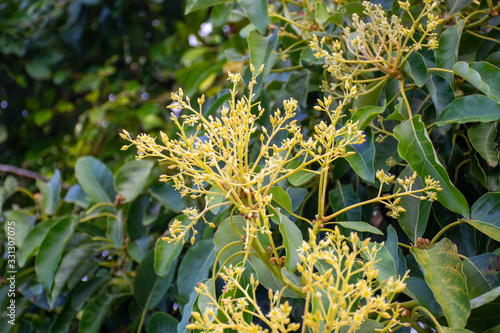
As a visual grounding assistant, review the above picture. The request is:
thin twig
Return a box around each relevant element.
[0,164,71,190]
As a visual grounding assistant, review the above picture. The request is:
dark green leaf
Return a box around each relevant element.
[278,213,302,273]
[71,277,110,311]
[154,237,183,277]
[185,0,230,14]
[403,277,442,316]
[300,44,326,72]
[426,74,455,116]
[394,116,469,217]
[177,288,198,333]
[468,122,498,167]
[248,29,278,70]
[350,105,385,130]
[114,159,154,202]
[176,239,215,301]
[17,218,60,267]
[106,211,124,249]
[239,0,268,34]
[79,292,117,333]
[453,61,500,102]
[447,0,474,15]
[35,217,79,292]
[149,183,185,213]
[411,238,470,328]
[64,184,90,208]
[287,187,308,212]
[146,313,178,333]
[463,254,500,299]
[465,192,500,242]
[329,184,361,221]
[75,156,116,204]
[435,20,464,85]
[5,210,36,249]
[269,186,292,213]
[36,169,61,216]
[345,128,375,183]
[248,256,301,298]
[336,221,383,235]
[403,52,428,87]
[127,194,147,241]
[354,79,386,108]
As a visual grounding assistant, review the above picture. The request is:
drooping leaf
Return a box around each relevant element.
[36,169,61,216]
[468,122,498,167]
[75,156,116,204]
[176,239,215,302]
[453,61,500,102]
[35,216,79,292]
[464,192,500,242]
[345,128,375,183]
[435,20,464,84]
[403,51,428,87]
[278,213,303,273]
[146,313,179,333]
[114,159,154,202]
[154,237,183,277]
[64,184,90,208]
[394,116,469,217]
[106,211,124,249]
[435,95,500,127]
[239,0,268,34]
[329,184,361,221]
[411,238,471,328]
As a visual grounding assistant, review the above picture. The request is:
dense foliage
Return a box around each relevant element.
[1,0,500,332]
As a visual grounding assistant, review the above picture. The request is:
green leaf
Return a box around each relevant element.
[467,286,500,331]
[146,313,178,333]
[79,292,117,333]
[17,218,60,267]
[336,221,383,235]
[354,79,386,108]
[327,8,346,25]
[75,156,116,204]
[269,186,292,213]
[176,239,215,302]
[340,319,384,333]
[214,215,246,266]
[447,0,474,15]
[403,52,428,88]
[395,167,432,243]
[248,29,278,70]
[463,254,500,299]
[206,185,225,214]
[403,277,442,316]
[426,74,455,116]
[25,60,51,80]
[288,187,308,212]
[127,194,147,241]
[470,285,500,309]
[239,0,268,35]
[106,211,124,249]
[286,160,316,186]
[468,122,498,167]
[114,159,154,202]
[36,169,61,216]
[435,20,464,85]
[71,277,110,311]
[394,116,469,217]
[442,328,475,333]
[177,288,198,333]
[154,237,183,277]
[453,61,500,102]
[362,242,398,283]
[329,184,361,221]
[35,217,79,292]
[278,213,303,273]
[136,250,175,310]
[64,184,90,208]
[300,44,326,72]
[5,210,36,249]
[465,192,500,242]
[350,105,385,130]
[411,238,471,328]
[185,0,230,14]
[345,128,375,183]
[149,183,185,213]
[315,2,329,24]
[50,247,92,308]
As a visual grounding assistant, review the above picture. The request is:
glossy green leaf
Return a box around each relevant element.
[64,184,90,208]
[467,287,500,331]
[146,313,178,333]
[50,247,92,308]
[214,215,246,266]
[327,8,346,25]
[315,2,329,24]
[126,194,147,241]
[336,221,383,235]
[149,183,185,213]
[278,213,302,273]
[435,20,464,84]
[403,277,442,316]
[463,254,500,299]
[136,250,175,310]
[185,0,229,14]
[426,74,455,116]
[36,169,61,216]
[177,288,198,333]
[79,292,117,333]
[411,238,470,328]
[176,239,215,301]
[35,216,78,292]
[354,79,385,108]
[269,186,292,213]
[75,156,116,204]
[106,211,124,249]
[248,29,278,70]
[394,116,469,217]
[350,105,385,130]
[395,167,432,243]
[239,0,268,34]
[154,237,183,277]
[403,52,428,87]
[468,122,498,167]
[362,242,397,283]
[453,61,500,102]
[345,128,375,183]
[329,184,361,221]
[5,210,36,249]
[465,192,500,242]
[17,218,60,267]
[286,160,316,186]
[114,159,154,202]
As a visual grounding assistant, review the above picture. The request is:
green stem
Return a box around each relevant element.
[427,68,454,74]
[400,79,412,120]
[80,212,117,222]
[430,220,467,246]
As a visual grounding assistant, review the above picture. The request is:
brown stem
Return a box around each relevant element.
[0,164,70,190]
